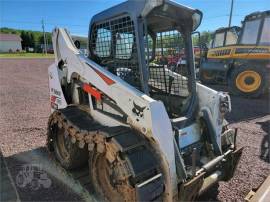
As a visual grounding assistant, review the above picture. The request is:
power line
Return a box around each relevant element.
[199,13,246,20]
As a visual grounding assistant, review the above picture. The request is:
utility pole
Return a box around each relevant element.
[228,0,234,28]
[42,19,47,55]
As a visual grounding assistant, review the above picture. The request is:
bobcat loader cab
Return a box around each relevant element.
[200,11,270,97]
[47,0,242,201]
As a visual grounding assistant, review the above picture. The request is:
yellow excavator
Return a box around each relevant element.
[200,10,270,98]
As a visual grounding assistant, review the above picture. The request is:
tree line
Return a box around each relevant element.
[154,31,212,50]
[1,27,212,53]
[0,27,52,52]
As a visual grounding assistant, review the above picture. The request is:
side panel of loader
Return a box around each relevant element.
[48,64,67,110]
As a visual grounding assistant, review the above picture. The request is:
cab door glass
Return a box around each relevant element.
[115,33,134,59]
[241,19,260,44]
[260,17,270,45]
[95,28,112,57]
[213,32,225,48]
[225,30,238,45]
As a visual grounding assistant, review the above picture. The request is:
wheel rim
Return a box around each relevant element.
[95,154,122,201]
[235,70,262,93]
[90,152,135,202]
[203,71,214,80]
[16,174,25,187]
[55,127,72,163]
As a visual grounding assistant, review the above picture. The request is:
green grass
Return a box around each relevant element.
[0,52,54,58]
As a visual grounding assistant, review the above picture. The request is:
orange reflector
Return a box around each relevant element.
[83,84,101,100]
[93,68,115,85]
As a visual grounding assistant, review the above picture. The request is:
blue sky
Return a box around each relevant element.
[0,0,269,36]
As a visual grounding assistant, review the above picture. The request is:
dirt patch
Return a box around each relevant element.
[0,58,269,201]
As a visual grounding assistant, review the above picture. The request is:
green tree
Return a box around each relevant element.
[30,32,36,48]
[20,31,27,50]
[25,32,31,49]
[39,33,52,45]
[192,31,212,47]
[200,31,212,47]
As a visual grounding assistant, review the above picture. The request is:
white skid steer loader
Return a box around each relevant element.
[47,0,243,201]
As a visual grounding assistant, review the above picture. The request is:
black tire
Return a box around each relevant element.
[51,124,88,170]
[228,65,268,98]
[199,70,216,84]
[30,178,40,190]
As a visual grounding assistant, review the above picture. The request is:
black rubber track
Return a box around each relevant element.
[47,105,164,201]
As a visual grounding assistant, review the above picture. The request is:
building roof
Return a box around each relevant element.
[0,33,22,42]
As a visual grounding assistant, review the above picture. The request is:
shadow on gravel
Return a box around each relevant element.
[207,84,269,123]
[0,149,20,201]
[5,147,82,202]
[257,120,270,163]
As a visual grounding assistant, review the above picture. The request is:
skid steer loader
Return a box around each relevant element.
[47,0,243,201]
[200,11,270,98]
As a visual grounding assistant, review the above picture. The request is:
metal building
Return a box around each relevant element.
[0,33,22,53]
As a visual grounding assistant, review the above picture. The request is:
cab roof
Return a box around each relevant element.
[215,26,241,33]
[90,0,202,32]
[244,10,270,21]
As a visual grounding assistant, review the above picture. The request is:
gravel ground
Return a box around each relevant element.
[199,91,270,201]
[0,58,269,201]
